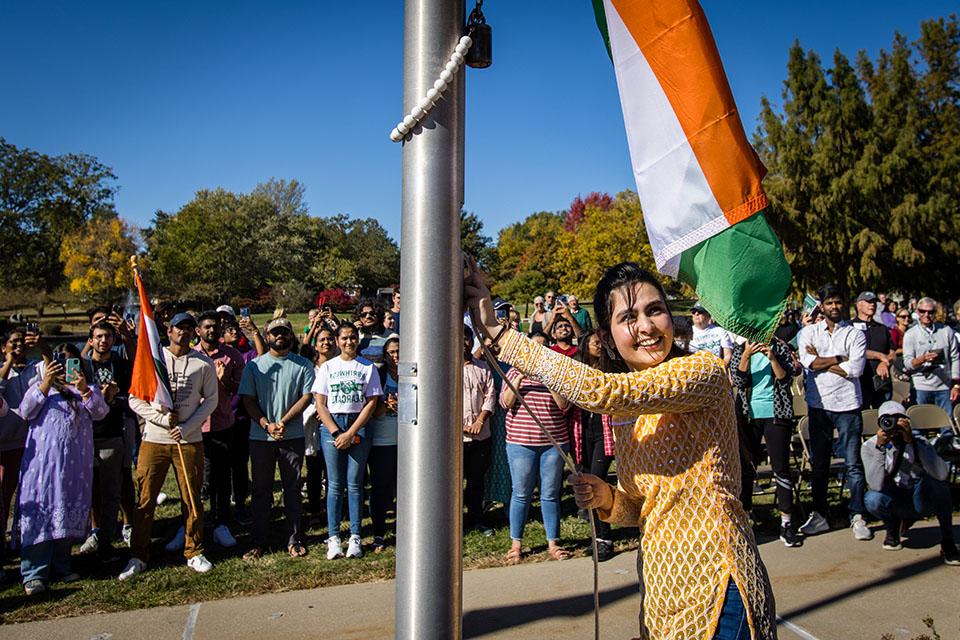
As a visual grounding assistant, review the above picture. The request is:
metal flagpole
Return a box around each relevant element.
[395,0,465,638]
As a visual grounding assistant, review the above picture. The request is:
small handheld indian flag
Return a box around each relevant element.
[129,260,174,409]
[593,0,791,342]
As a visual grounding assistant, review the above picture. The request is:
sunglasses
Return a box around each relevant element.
[896,314,909,319]
[269,328,291,336]
[359,311,377,318]
[917,309,935,316]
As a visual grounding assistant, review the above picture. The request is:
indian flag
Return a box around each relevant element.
[593,0,791,342]
[129,267,174,409]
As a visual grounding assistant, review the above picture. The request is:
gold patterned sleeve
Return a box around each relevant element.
[596,485,643,527]
[498,329,727,415]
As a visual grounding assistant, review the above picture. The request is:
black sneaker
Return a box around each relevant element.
[594,539,615,562]
[942,543,960,566]
[882,531,902,551]
[779,523,803,548]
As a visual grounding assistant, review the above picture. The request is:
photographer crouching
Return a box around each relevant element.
[861,401,959,565]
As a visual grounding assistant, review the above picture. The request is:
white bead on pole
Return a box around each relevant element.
[389,34,474,142]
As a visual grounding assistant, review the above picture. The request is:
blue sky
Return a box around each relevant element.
[2,1,956,242]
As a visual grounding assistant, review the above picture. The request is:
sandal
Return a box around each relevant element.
[288,543,308,558]
[504,547,523,565]
[548,546,571,561]
[242,547,264,561]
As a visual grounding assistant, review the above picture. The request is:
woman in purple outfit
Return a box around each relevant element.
[16,344,108,595]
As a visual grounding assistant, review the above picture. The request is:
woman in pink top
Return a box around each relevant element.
[499,331,570,564]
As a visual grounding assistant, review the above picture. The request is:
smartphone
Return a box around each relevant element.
[240,307,251,318]
[53,351,67,367]
[495,307,509,321]
[557,294,568,306]
[112,304,124,316]
[66,358,81,383]
[124,312,135,323]
[26,321,40,335]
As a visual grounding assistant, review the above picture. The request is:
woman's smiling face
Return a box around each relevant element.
[606,282,673,371]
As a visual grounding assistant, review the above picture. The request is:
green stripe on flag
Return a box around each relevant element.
[591,0,612,61]
[678,211,791,343]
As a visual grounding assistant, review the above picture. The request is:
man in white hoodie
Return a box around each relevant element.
[120,312,218,580]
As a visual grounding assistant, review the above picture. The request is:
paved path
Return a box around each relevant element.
[1,517,957,639]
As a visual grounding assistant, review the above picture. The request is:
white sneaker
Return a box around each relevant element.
[851,514,874,540]
[212,524,237,548]
[156,491,168,505]
[326,536,343,560]
[164,525,186,551]
[80,532,99,554]
[118,558,146,581]
[122,524,133,547]
[799,511,829,536]
[187,554,213,574]
[346,535,363,558]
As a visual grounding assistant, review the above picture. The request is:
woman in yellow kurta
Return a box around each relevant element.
[466,260,776,640]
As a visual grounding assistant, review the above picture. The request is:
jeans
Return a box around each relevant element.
[864,475,955,544]
[368,444,398,538]
[91,436,124,545]
[250,438,304,548]
[712,581,751,640]
[203,427,233,526]
[463,438,492,527]
[21,538,73,584]
[808,408,865,517]
[320,414,372,538]
[915,390,954,434]
[505,442,567,541]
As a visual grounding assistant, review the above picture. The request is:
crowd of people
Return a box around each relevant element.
[0,280,957,604]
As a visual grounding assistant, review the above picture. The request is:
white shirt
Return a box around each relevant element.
[797,320,866,412]
[690,323,734,358]
[312,356,382,414]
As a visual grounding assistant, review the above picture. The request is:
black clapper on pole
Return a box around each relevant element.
[465,0,492,68]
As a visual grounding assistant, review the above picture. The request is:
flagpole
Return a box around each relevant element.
[129,255,199,521]
[395,0,465,637]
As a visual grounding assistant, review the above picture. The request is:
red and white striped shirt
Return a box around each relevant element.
[500,367,569,446]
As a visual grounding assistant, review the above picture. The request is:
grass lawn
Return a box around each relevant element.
[0,465,638,625]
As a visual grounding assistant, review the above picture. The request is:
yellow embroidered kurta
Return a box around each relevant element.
[499,330,776,640]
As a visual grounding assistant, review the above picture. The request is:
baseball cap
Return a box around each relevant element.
[856,291,878,303]
[492,298,511,310]
[215,304,236,318]
[878,400,907,419]
[169,312,197,328]
[691,302,708,314]
[265,317,293,333]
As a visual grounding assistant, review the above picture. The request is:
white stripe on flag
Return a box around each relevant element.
[603,0,727,275]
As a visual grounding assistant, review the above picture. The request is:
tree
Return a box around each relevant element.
[460,209,497,273]
[0,138,118,303]
[554,190,662,300]
[60,216,139,303]
[757,16,960,300]
[323,215,400,293]
[565,192,613,232]
[492,211,565,302]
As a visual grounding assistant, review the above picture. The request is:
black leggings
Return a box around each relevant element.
[578,417,613,540]
[739,417,795,516]
[367,445,398,539]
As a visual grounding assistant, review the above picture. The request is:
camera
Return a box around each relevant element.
[878,414,899,433]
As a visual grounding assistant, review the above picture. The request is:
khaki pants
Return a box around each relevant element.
[130,441,204,561]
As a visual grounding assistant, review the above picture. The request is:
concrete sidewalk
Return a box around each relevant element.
[1,517,957,639]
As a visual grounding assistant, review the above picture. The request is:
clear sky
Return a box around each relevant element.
[3,1,956,242]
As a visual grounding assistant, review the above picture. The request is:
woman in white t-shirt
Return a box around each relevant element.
[313,324,382,560]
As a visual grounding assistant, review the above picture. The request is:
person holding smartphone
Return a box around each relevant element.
[16,343,108,595]
[903,297,959,419]
[313,323,382,559]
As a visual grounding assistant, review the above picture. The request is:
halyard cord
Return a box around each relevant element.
[469,309,602,640]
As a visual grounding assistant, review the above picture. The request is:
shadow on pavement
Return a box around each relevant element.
[463,583,637,638]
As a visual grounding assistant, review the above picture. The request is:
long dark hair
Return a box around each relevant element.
[591,262,684,370]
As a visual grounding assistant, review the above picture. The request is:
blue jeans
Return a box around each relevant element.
[915,388,951,414]
[21,538,73,584]
[712,581,751,640]
[505,443,567,541]
[864,476,955,543]
[320,414,372,538]
[808,408,865,517]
